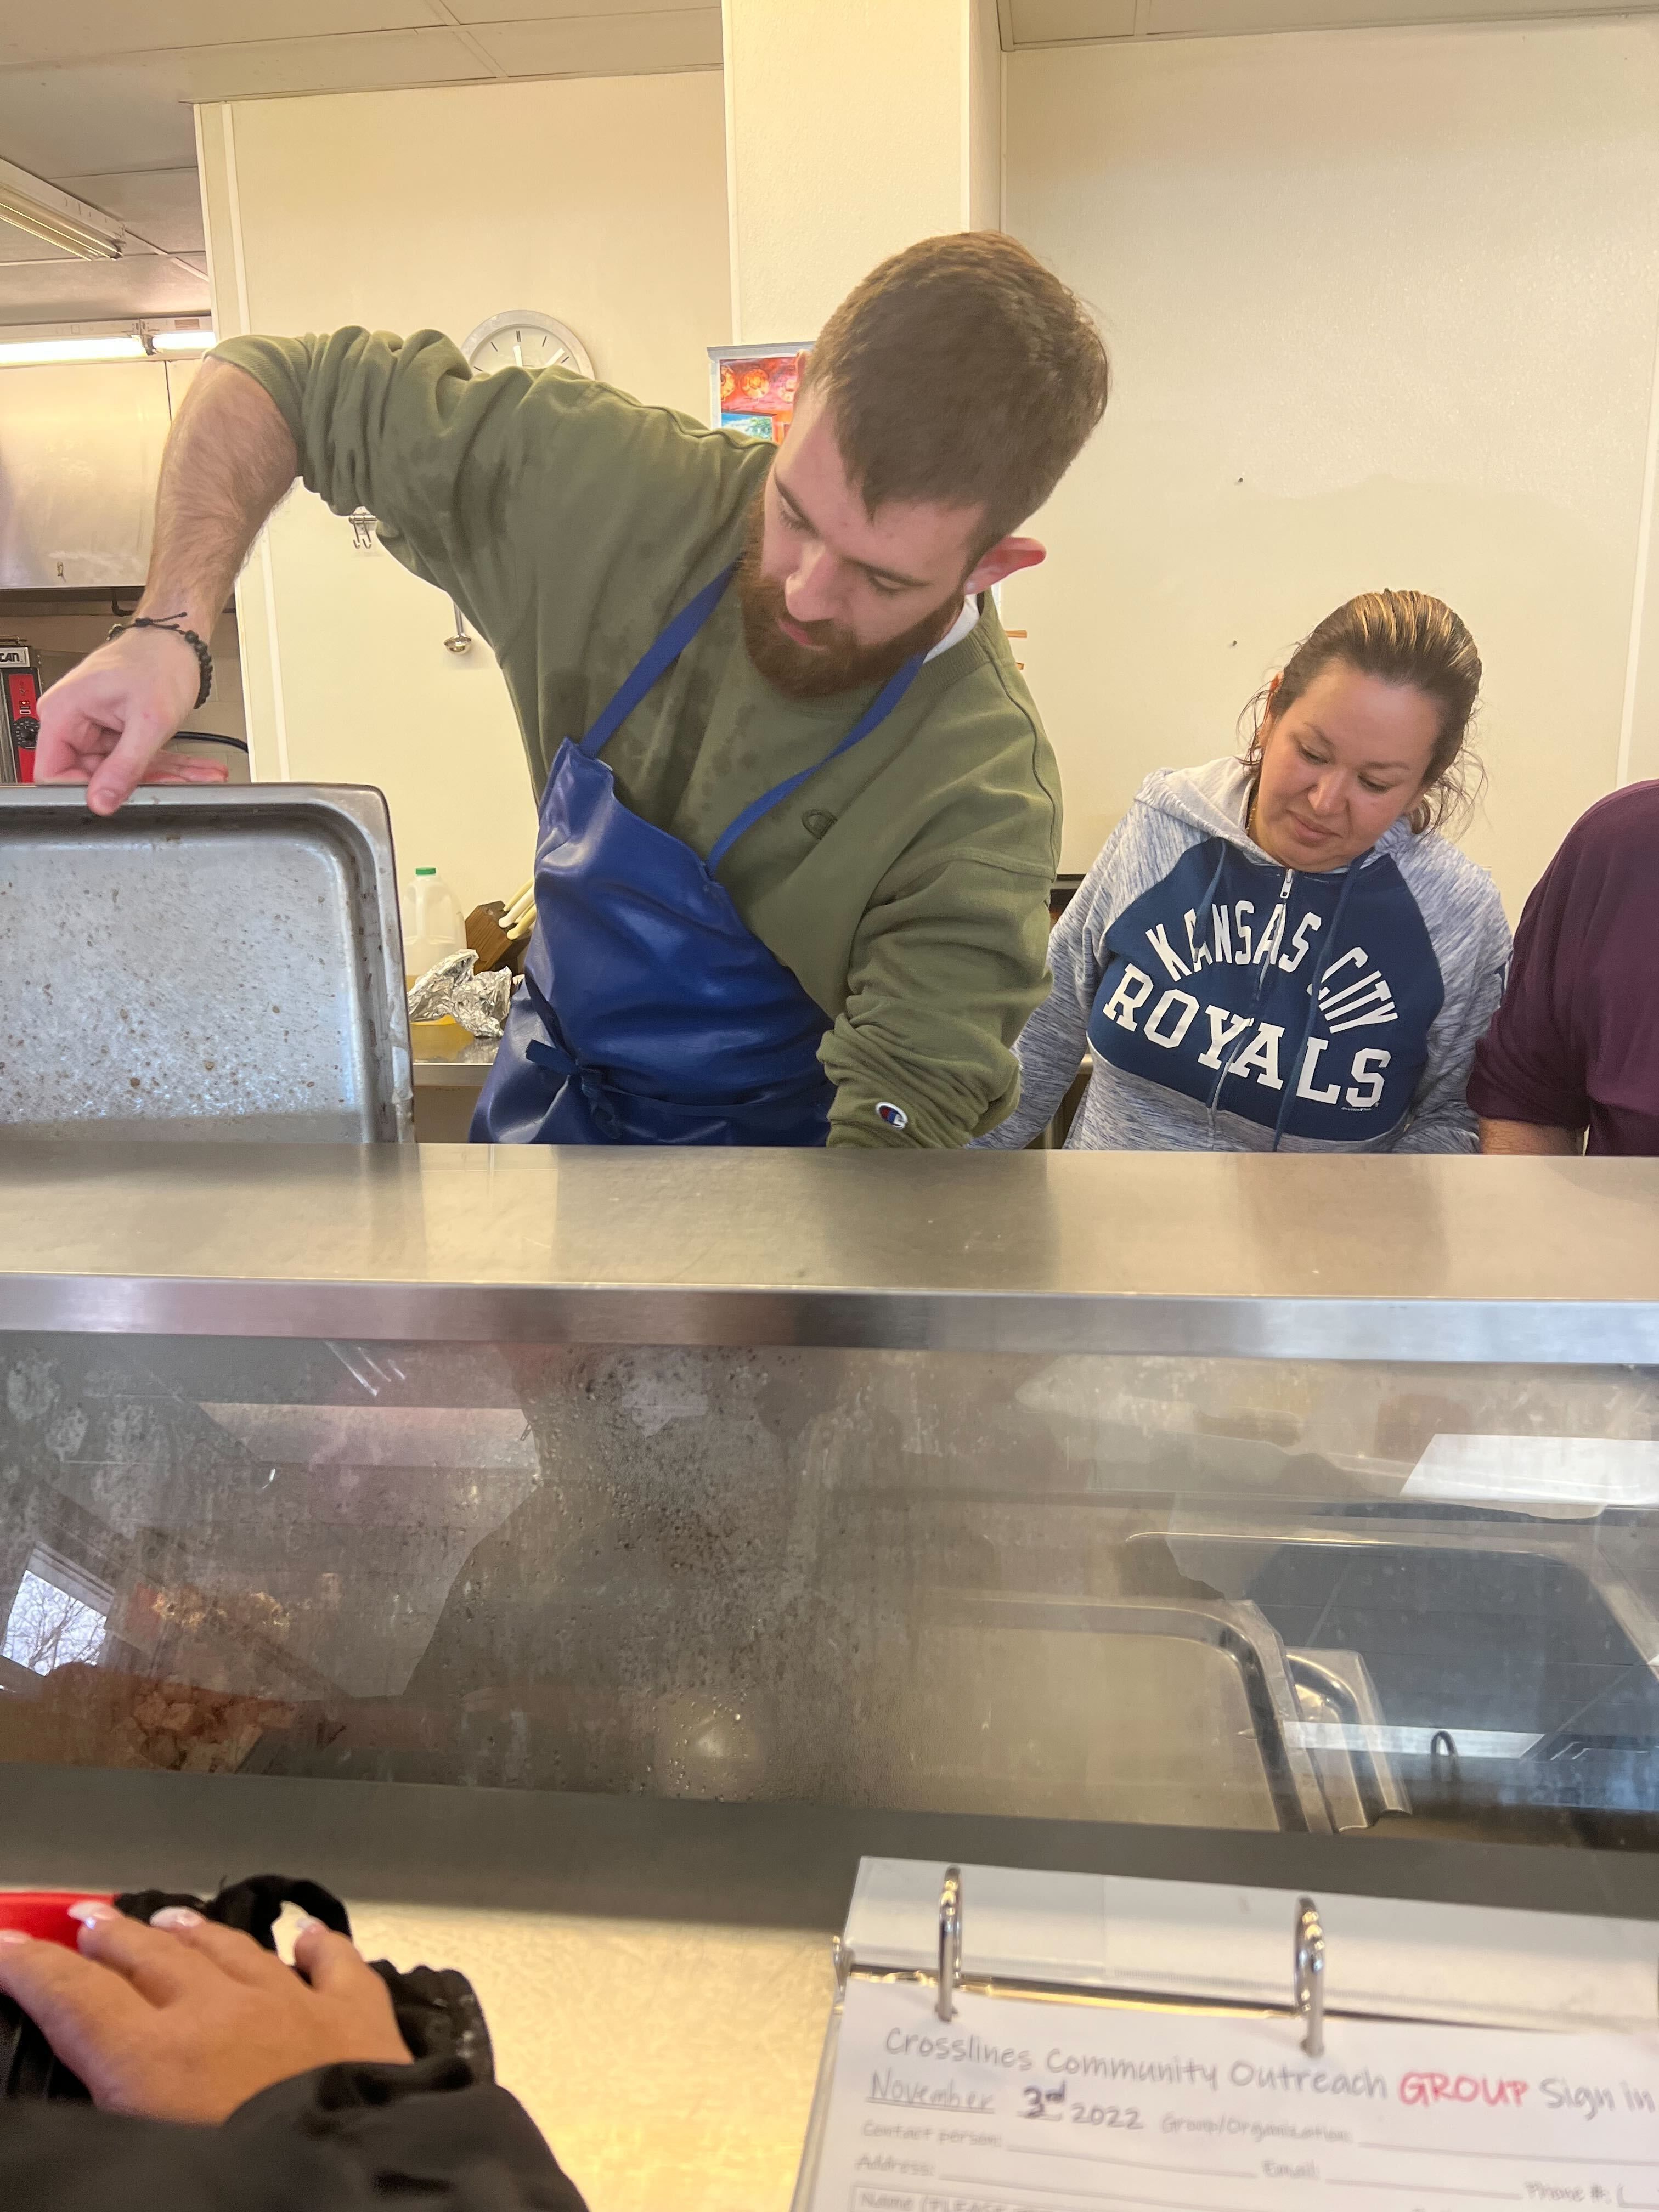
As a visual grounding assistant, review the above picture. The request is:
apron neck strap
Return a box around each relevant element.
[706,651,927,875]
[580,562,737,759]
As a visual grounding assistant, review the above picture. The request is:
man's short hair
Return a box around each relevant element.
[800,231,1110,551]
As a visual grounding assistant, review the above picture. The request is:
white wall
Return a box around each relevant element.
[199,71,731,912]
[722,0,998,341]
[0,360,174,590]
[1003,20,1659,914]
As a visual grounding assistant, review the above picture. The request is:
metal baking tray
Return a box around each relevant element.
[1137,1516,1659,1833]
[0,785,411,1143]
[918,1589,1336,1833]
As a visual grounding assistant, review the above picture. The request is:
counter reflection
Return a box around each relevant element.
[3,1334,1657,1849]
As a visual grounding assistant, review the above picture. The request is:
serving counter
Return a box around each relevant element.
[3,1144,1658,2205]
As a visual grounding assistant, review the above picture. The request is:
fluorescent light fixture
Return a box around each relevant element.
[0,191,120,259]
[0,157,122,262]
[0,334,146,366]
[150,328,217,354]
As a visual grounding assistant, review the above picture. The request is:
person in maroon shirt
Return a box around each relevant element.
[1468,781,1659,1156]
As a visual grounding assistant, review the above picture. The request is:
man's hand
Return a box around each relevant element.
[0,1901,410,2123]
[35,628,227,816]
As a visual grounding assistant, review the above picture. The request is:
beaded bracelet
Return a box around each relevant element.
[109,613,213,709]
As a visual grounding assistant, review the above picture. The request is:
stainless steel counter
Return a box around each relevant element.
[0,1141,1655,1358]
[411,1025,498,1090]
[411,1026,495,1142]
[15,1767,1654,2212]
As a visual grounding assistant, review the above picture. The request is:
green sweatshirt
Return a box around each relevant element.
[216,329,1062,1148]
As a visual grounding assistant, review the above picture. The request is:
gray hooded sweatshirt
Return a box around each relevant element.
[975,758,1511,1154]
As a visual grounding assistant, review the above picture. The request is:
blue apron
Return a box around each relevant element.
[471,563,924,1148]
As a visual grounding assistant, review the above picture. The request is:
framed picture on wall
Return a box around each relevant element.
[708,342,811,443]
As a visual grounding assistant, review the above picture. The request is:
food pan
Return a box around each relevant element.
[918,1588,1334,1833]
[1138,1517,1659,1832]
[0,785,411,1143]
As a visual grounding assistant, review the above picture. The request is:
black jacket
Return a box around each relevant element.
[0,2053,589,2210]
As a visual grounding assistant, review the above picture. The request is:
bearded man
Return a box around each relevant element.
[35,234,1109,1149]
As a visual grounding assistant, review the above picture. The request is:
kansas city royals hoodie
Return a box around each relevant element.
[975,757,1511,1153]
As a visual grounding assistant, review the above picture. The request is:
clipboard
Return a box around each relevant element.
[789,1858,1659,2210]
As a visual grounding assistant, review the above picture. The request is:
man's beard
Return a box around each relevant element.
[735,496,963,701]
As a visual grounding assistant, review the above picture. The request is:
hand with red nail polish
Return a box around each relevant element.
[0,1902,410,2123]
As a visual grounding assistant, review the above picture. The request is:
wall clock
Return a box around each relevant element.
[460,309,594,378]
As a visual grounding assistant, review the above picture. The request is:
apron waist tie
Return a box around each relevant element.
[518,972,625,1142]
[516,970,828,1138]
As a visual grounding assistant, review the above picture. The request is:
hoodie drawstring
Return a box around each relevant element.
[1204,858,1291,1131]
[1269,859,1359,1152]
[1191,847,1233,1146]
[1190,843,1229,952]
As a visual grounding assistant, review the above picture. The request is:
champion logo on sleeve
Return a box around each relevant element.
[876,1102,909,1129]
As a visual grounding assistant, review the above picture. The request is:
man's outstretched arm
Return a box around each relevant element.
[35,357,297,813]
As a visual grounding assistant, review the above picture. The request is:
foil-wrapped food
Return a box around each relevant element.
[407,949,516,1039]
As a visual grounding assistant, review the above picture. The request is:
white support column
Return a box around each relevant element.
[721,0,1003,344]
[194,100,289,785]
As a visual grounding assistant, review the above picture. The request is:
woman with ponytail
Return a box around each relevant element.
[977,590,1510,1153]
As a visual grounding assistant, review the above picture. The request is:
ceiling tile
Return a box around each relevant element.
[52,166,205,253]
[1008,0,1659,30]
[0,64,200,173]
[0,29,493,175]
[1,4,443,69]
[0,234,76,269]
[1007,0,1137,37]
[467,8,721,74]
[442,0,709,20]
[1176,0,1318,24]
[149,27,490,100]
[0,250,210,327]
